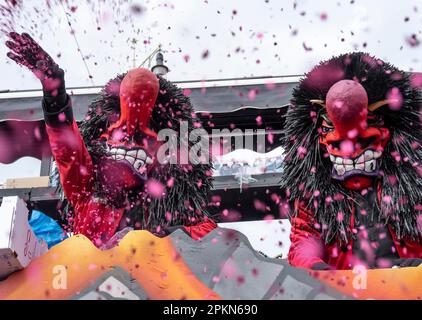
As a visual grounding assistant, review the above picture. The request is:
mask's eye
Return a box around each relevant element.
[320,116,334,134]
[321,125,334,134]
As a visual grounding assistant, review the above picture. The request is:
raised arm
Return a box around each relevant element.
[6,32,94,208]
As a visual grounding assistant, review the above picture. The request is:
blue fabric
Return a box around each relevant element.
[29,210,67,248]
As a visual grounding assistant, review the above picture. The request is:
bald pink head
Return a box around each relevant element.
[326,80,368,138]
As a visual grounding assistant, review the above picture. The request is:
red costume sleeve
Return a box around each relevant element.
[45,102,123,244]
[46,119,94,206]
[288,200,327,268]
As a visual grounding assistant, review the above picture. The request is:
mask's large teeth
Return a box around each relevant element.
[126,150,138,158]
[355,163,365,170]
[134,159,145,170]
[125,156,135,165]
[329,150,381,175]
[334,164,345,176]
[365,159,376,172]
[345,164,354,172]
[364,150,374,161]
[355,154,365,164]
[106,145,150,172]
[137,149,147,160]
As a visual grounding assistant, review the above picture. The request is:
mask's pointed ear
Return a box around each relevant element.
[310,99,326,108]
[368,99,389,112]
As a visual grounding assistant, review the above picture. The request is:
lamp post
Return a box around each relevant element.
[151,49,169,77]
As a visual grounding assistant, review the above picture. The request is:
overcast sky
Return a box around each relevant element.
[0,0,421,91]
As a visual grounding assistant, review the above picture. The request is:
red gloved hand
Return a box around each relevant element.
[6,32,64,96]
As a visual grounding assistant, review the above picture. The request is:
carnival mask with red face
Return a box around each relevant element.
[97,68,161,191]
[318,80,390,190]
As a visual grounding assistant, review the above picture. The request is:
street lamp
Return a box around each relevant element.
[151,50,169,77]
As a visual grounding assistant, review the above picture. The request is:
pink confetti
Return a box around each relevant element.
[387,87,403,110]
[221,209,241,222]
[253,199,267,211]
[201,50,209,59]
[58,112,66,122]
[416,213,422,232]
[88,264,97,270]
[33,126,42,141]
[347,128,358,139]
[340,140,354,154]
[166,177,174,188]
[146,179,165,198]
[111,128,125,141]
[265,81,276,90]
[297,146,307,157]
[248,89,257,101]
[382,195,392,204]
[183,88,192,97]
[410,73,422,89]
[302,42,312,51]
[406,34,420,47]
[183,54,190,63]
[237,275,245,284]
[131,4,146,15]
[278,201,290,219]
[267,133,274,144]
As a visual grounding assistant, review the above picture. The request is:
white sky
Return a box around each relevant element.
[0,0,422,91]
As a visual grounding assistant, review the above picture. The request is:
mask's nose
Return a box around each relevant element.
[322,80,390,158]
[326,79,368,139]
[107,68,159,140]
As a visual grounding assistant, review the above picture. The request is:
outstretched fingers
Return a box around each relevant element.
[21,33,38,46]
[6,51,34,70]
[6,32,59,79]
[5,40,23,54]
[8,32,21,42]
[7,32,28,49]
[6,32,44,69]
